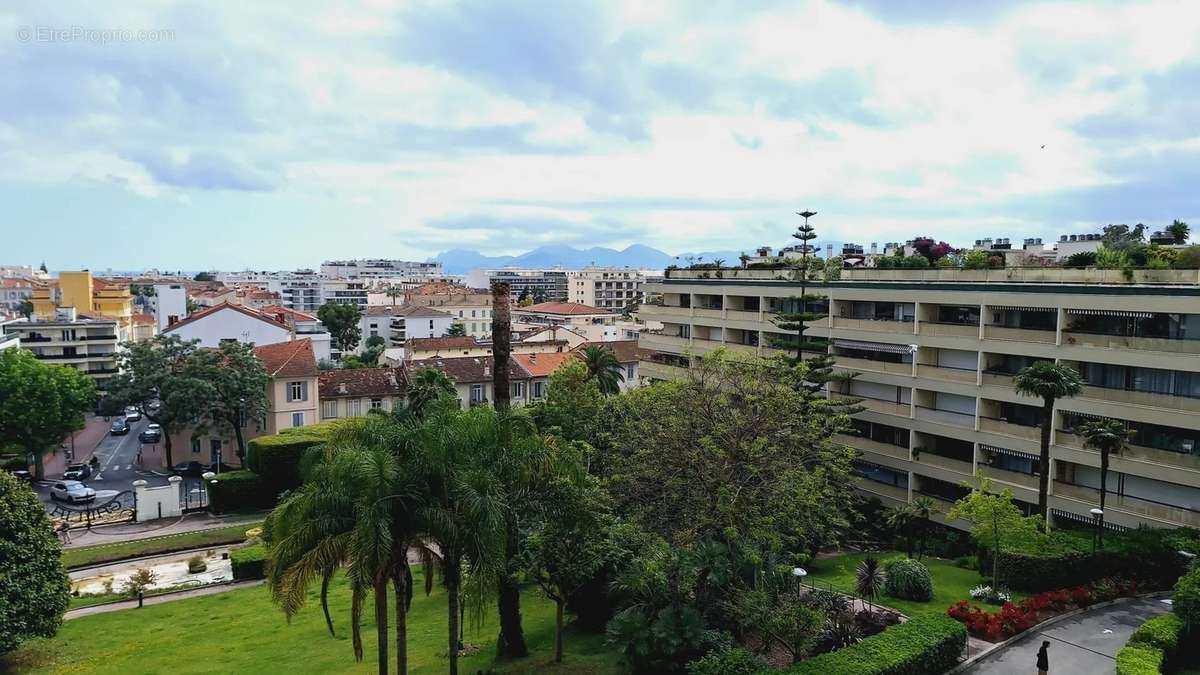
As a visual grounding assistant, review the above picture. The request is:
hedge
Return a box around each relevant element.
[245,424,337,490]
[207,471,278,514]
[1115,645,1163,675]
[1175,566,1200,629]
[231,544,269,580]
[883,558,933,602]
[787,614,966,675]
[686,646,769,675]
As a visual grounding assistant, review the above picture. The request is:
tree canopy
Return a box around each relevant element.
[318,301,364,353]
[0,470,70,655]
[0,349,96,479]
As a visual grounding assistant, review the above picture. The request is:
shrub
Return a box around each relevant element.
[207,470,278,514]
[1129,613,1183,652]
[231,544,268,580]
[0,470,70,655]
[1174,565,1200,628]
[244,425,333,490]
[953,555,978,570]
[787,614,966,675]
[883,558,933,601]
[122,568,157,597]
[686,646,768,675]
[187,555,207,574]
[1115,645,1163,675]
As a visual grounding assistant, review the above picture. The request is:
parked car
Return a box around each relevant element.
[139,426,162,443]
[63,463,92,481]
[171,461,206,477]
[110,418,130,435]
[124,406,142,422]
[49,480,96,503]
[208,461,236,474]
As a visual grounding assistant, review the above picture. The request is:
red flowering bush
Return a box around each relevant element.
[947,577,1140,641]
[999,602,1037,634]
[1070,586,1092,607]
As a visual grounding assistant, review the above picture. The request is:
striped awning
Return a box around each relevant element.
[833,339,915,354]
[980,444,1039,462]
[1066,309,1155,318]
[990,305,1056,313]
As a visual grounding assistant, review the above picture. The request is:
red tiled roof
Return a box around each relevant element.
[573,340,640,363]
[254,338,319,378]
[407,356,531,384]
[408,336,480,352]
[516,301,611,316]
[511,352,576,378]
[258,304,317,322]
[163,301,291,334]
[319,367,405,399]
[131,313,155,324]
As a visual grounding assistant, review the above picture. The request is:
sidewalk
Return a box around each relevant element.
[63,511,265,549]
[43,415,110,476]
[65,579,266,620]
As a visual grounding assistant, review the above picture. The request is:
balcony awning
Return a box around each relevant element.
[980,444,1038,462]
[833,339,915,354]
[1066,309,1155,318]
[989,305,1056,312]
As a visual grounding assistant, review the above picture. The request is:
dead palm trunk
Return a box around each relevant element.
[1037,397,1054,529]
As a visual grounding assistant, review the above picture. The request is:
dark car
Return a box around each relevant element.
[110,418,130,435]
[171,461,206,477]
[63,463,92,481]
[138,426,162,443]
[208,461,236,474]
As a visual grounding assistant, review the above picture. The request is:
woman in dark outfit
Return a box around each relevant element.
[1037,640,1050,675]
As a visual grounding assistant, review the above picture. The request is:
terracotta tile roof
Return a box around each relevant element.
[516,301,611,316]
[407,356,531,384]
[0,278,33,288]
[131,313,155,324]
[319,367,405,399]
[511,351,576,378]
[364,304,453,318]
[408,336,480,352]
[163,301,291,334]
[254,339,319,378]
[573,339,641,363]
[258,304,317,322]
[411,281,483,295]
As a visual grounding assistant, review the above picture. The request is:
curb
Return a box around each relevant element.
[68,541,244,575]
[65,579,264,619]
[946,591,1172,673]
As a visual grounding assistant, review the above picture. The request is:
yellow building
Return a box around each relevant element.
[32,270,134,329]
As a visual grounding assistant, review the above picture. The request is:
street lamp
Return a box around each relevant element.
[1090,508,1104,554]
[792,567,808,598]
[202,471,216,508]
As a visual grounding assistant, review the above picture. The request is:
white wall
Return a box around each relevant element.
[154,284,188,331]
[166,306,292,347]
[936,348,978,370]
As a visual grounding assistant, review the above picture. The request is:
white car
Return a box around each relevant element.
[49,480,96,504]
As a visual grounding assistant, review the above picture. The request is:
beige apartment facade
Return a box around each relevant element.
[568,267,645,312]
[638,267,1200,531]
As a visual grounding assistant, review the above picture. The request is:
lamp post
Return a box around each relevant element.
[1090,508,1104,554]
[202,471,216,509]
[792,566,807,599]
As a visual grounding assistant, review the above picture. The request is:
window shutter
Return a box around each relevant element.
[301,381,309,401]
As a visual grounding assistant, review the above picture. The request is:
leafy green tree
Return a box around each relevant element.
[885,503,917,558]
[192,271,215,282]
[578,345,625,395]
[361,335,386,367]
[404,367,457,419]
[1168,220,1191,245]
[0,349,96,479]
[530,359,602,445]
[107,335,210,468]
[267,416,423,675]
[1014,362,1082,526]
[0,470,70,655]
[185,297,202,314]
[318,301,364,354]
[192,341,269,461]
[445,323,466,337]
[1078,417,1133,546]
[1102,223,1146,250]
[601,350,856,557]
[948,474,1044,591]
[16,300,33,319]
[731,587,823,664]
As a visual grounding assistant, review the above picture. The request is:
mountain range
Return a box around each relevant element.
[432,244,745,275]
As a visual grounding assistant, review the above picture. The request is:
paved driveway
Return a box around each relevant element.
[965,596,1171,674]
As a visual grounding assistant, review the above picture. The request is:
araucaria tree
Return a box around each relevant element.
[318,301,364,354]
[0,349,96,479]
[0,470,71,655]
[107,335,210,468]
[1013,362,1082,526]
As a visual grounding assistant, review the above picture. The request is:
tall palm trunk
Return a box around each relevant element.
[1037,397,1054,528]
[554,597,565,663]
[491,281,512,413]
[375,579,390,675]
[392,563,408,675]
[446,558,461,675]
[321,568,336,636]
[1099,446,1110,549]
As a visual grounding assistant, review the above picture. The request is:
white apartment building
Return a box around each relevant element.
[2,308,126,390]
[360,304,454,353]
[568,267,646,312]
[463,268,569,301]
[405,289,493,339]
[640,265,1200,532]
[162,302,332,363]
[0,277,35,316]
[153,283,187,332]
[321,259,444,279]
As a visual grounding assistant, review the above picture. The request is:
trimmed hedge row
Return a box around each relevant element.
[207,470,278,514]
[1116,645,1163,675]
[245,422,339,491]
[981,534,1192,593]
[787,614,966,675]
[231,544,268,580]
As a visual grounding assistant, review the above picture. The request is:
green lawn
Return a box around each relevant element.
[62,521,262,569]
[804,550,1023,617]
[3,571,623,675]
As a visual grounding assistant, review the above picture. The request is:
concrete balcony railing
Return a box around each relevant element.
[1079,386,1200,414]
[639,333,691,353]
[831,317,914,334]
[841,267,1200,285]
[982,325,1057,344]
[640,360,689,381]
[1062,332,1200,356]
[692,308,725,320]
[836,356,915,376]
[914,364,978,384]
[842,395,912,418]
[1059,431,1200,473]
[1054,482,1200,528]
[979,465,1039,490]
[839,434,911,461]
[726,308,764,319]
[980,371,1016,388]
[918,322,980,339]
[855,479,909,503]
[641,305,692,319]
[914,406,976,428]
[914,451,974,476]
[979,416,1040,440]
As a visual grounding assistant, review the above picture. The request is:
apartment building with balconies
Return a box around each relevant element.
[638,265,1200,532]
[2,307,125,390]
[568,267,646,312]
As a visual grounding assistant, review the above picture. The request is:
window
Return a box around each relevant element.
[471,310,476,317]
[512,381,525,398]
[533,381,545,399]
[370,398,383,410]
[287,381,308,402]
[470,384,484,404]
[626,365,635,380]
[191,438,201,454]
[370,330,378,338]
[347,399,362,417]
[292,412,305,427]
[429,320,434,330]
[322,400,338,419]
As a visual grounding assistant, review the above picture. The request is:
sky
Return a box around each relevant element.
[3,0,1200,270]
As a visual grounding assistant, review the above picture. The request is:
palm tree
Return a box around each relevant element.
[406,367,457,419]
[884,503,917,558]
[578,345,625,395]
[854,556,885,612]
[1077,417,1132,548]
[1014,362,1083,527]
[910,497,938,561]
[267,416,424,675]
[1168,220,1191,245]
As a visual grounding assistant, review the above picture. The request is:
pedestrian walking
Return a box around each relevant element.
[58,520,72,544]
[1037,640,1050,675]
